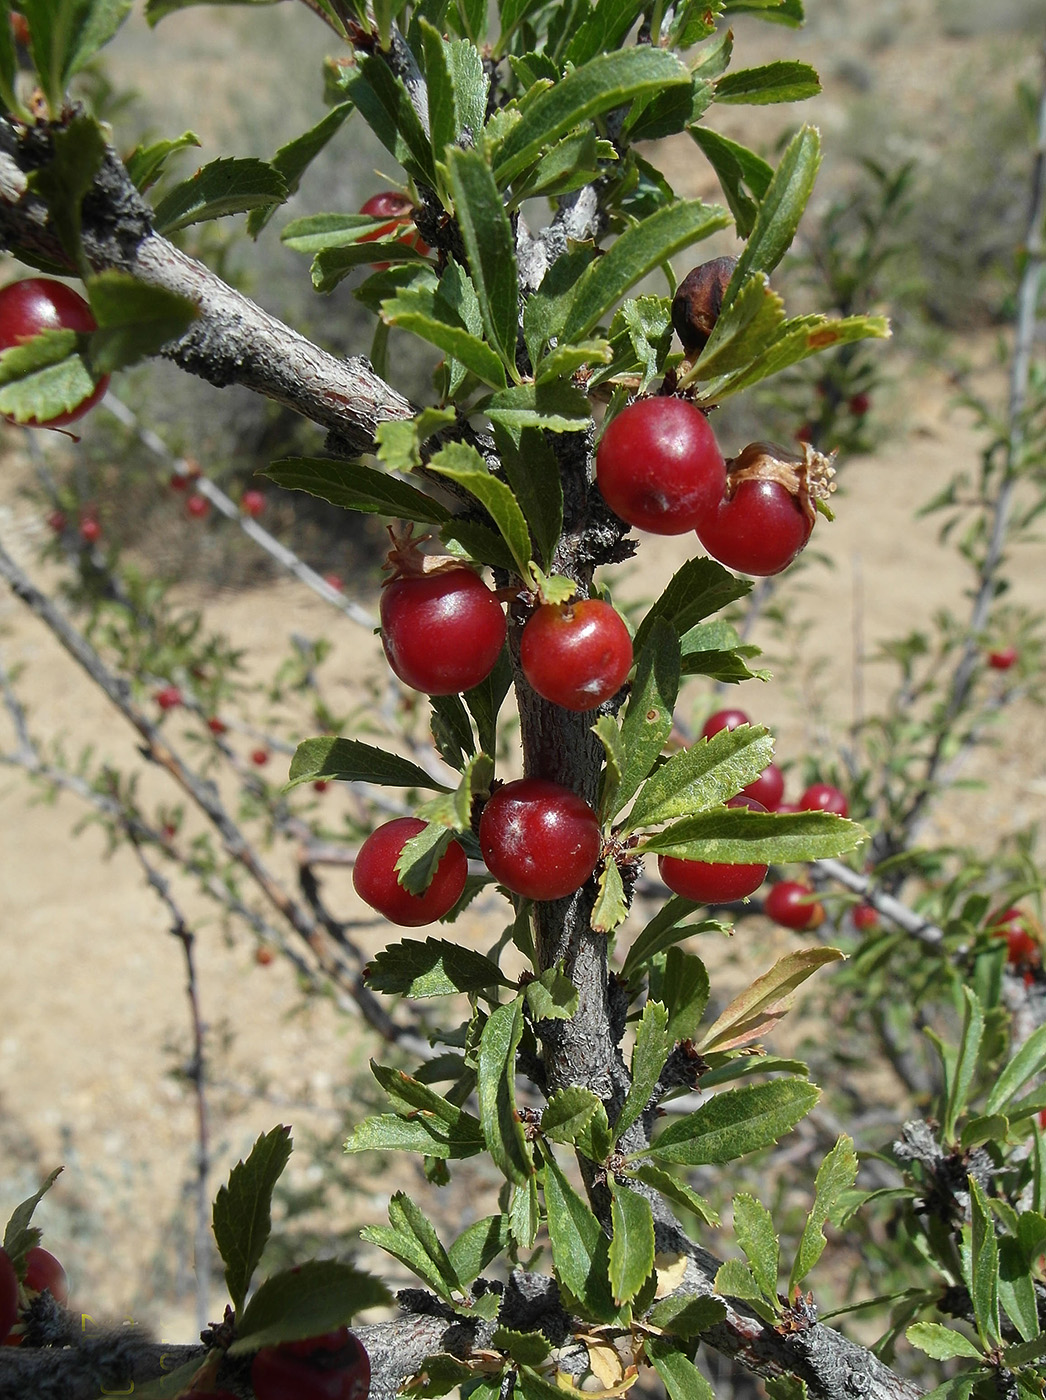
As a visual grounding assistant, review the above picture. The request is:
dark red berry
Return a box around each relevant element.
[657,795,768,904]
[988,647,1018,671]
[0,279,109,427]
[380,568,506,696]
[742,762,784,811]
[241,489,266,517]
[186,492,210,519]
[988,906,1040,967]
[671,257,737,354]
[323,572,344,592]
[207,716,227,735]
[251,1328,370,1400]
[799,782,849,818]
[701,708,750,740]
[0,1249,18,1345]
[155,684,183,712]
[479,778,600,901]
[360,192,429,268]
[354,816,468,926]
[520,598,633,711]
[795,423,814,443]
[256,946,275,966]
[46,509,66,534]
[596,397,726,535]
[24,1247,67,1305]
[79,516,101,544]
[764,880,825,931]
[313,779,329,793]
[848,392,871,417]
[251,749,270,767]
[852,903,879,931]
[11,12,30,46]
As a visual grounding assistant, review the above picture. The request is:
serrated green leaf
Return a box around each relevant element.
[441,518,519,574]
[342,54,436,185]
[542,1148,620,1323]
[230,1259,389,1352]
[698,312,891,402]
[394,821,456,896]
[478,998,532,1185]
[627,724,773,831]
[287,737,450,792]
[591,858,629,935]
[626,1162,719,1226]
[492,1326,552,1366]
[905,1322,982,1361]
[640,808,865,864]
[448,1215,511,1286]
[360,1221,453,1298]
[998,1236,1039,1343]
[23,0,132,110]
[662,948,710,1044]
[789,1135,857,1294]
[390,1191,462,1299]
[510,1174,540,1249]
[371,1063,481,1131]
[645,1079,819,1165]
[564,0,644,65]
[648,1338,715,1400]
[714,60,820,105]
[515,129,608,202]
[632,556,751,657]
[2,1168,62,1271]
[446,147,518,370]
[429,691,474,772]
[428,440,532,578]
[212,1126,292,1313]
[526,964,580,1021]
[688,127,772,239]
[620,898,716,984]
[345,1111,485,1160]
[732,1192,779,1303]
[985,1021,1046,1117]
[264,456,449,524]
[968,1175,1001,1347]
[464,650,514,757]
[84,271,198,374]
[0,329,102,425]
[366,936,510,997]
[248,102,353,237]
[616,1000,671,1141]
[700,948,844,1054]
[944,986,984,1144]
[28,113,105,259]
[608,617,681,822]
[542,1087,602,1145]
[152,157,287,234]
[491,423,563,569]
[282,211,417,254]
[483,379,592,433]
[647,1293,728,1338]
[595,715,627,825]
[125,130,201,192]
[382,284,509,389]
[609,1180,655,1305]
[687,272,784,380]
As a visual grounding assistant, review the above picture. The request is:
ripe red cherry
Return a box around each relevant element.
[353,816,467,926]
[479,778,600,901]
[251,748,270,767]
[701,708,750,740]
[380,568,506,696]
[359,192,429,268]
[764,880,825,931]
[989,647,1018,671]
[24,1247,68,1306]
[520,598,633,711]
[799,782,849,818]
[313,779,329,793]
[207,716,227,735]
[0,279,109,427]
[79,515,101,544]
[11,12,30,46]
[0,1249,18,1344]
[697,477,811,577]
[852,902,879,931]
[742,762,784,811]
[988,907,1040,967]
[658,795,768,904]
[595,397,726,535]
[241,489,266,517]
[251,1327,370,1400]
[155,684,183,712]
[186,492,210,519]
[848,392,871,417]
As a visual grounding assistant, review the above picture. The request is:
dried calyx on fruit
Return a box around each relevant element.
[672,256,738,355]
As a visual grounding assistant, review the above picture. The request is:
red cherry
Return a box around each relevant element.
[252,1328,370,1400]
[256,946,275,966]
[988,906,1041,967]
[0,1249,18,1345]
[657,795,768,904]
[251,749,270,767]
[520,598,633,711]
[799,782,849,818]
[323,572,345,593]
[155,684,183,712]
[353,816,468,926]
[596,397,726,535]
[24,1247,68,1306]
[313,779,329,793]
[697,477,812,577]
[186,492,210,519]
[742,762,784,811]
[79,515,101,544]
[241,489,266,517]
[701,708,750,740]
[988,647,1018,671]
[0,279,109,427]
[380,569,506,696]
[848,392,871,417]
[359,192,429,268]
[46,509,67,534]
[11,13,30,46]
[479,778,600,901]
[207,716,227,735]
[852,902,879,931]
[764,880,825,931]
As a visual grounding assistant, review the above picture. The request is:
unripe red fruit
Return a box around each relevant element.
[988,647,1018,671]
[186,493,210,519]
[380,569,506,696]
[251,749,270,767]
[359,192,429,268]
[241,489,266,517]
[25,1247,68,1305]
[0,279,109,427]
[848,392,871,417]
[155,685,183,712]
[799,782,849,818]
[764,881,825,931]
[988,906,1040,967]
[671,257,737,354]
[742,762,784,811]
[701,708,750,740]
[354,816,468,926]
[596,397,726,535]
[520,598,633,711]
[658,795,768,904]
[852,903,879,931]
[46,509,66,534]
[0,1249,18,1344]
[251,1328,370,1400]
[479,778,600,901]
[79,516,101,544]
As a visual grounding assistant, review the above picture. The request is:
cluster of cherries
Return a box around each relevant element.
[0,1244,68,1346]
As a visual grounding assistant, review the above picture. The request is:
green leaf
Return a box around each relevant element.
[662,948,710,1044]
[490,423,563,569]
[607,617,681,822]
[389,1192,461,1299]
[230,1259,389,1352]
[516,130,610,202]
[944,986,984,1144]
[998,1237,1039,1343]
[125,130,201,192]
[542,1148,620,1323]
[23,0,132,110]
[344,1112,485,1160]
[446,147,519,371]
[361,1220,454,1298]
[564,0,644,65]
[428,441,532,578]
[441,518,519,574]
[968,1174,1001,1347]
[448,1215,512,1286]
[905,1322,982,1361]
[342,55,437,185]
[146,0,282,22]
[632,556,751,657]
[526,964,580,1022]
[697,312,891,401]
[714,60,820,105]
[0,329,103,426]
[648,1338,715,1400]
[626,724,774,831]
[287,737,451,793]
[483,379,592,433]
[282,211,418,254]
[626,1162,719,1226]
[493,1327,551,1367]
[366,937,510,997]
[639,808,865,864]
[212,1126,292,1313]
[644,1079,819,1165]
[84,271,198,375]
[510,1175,540,1250]
[464,650,514,758]
[620,898,716,983]
[732,1192,779,1303]
[985,1021,1046,1116]
[616,1000,670,1141]
[609,1180,655,1305]
[687,271,785,379]
[542,1087,603,1145]
[591,858,629,935]
[478,998,533,1184]
[248,102,353,237]
[2,1168,62,1271]
[561,201,730,342]
[493,48,692,186]
[371,1063,482,1132]
[789,1136,858,1293]
[588,295,674,395]
[265,456,449,524]
[647,1292,727,1337]
[713,1255,766,1308]
[28,113,106,259]
[688,127,772,238]
[152,157,287,234]
[382,285,509,389]
[700,948,844,1054]
[595,716,627,825]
